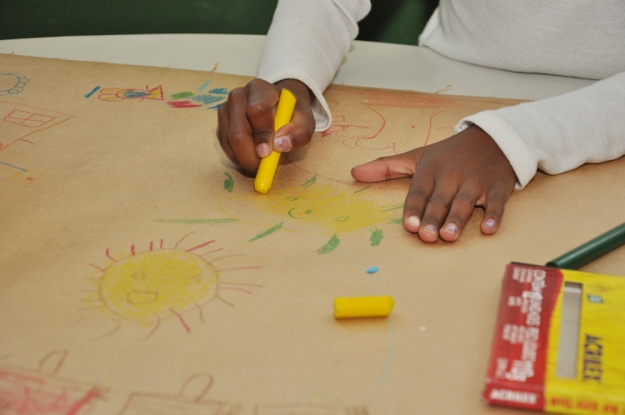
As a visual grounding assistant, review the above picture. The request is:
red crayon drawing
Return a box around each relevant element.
[3,110,56,128]
[0,350,106,415]
[167,100,203,109]
[0,101,73,154]
[323,91,461,155]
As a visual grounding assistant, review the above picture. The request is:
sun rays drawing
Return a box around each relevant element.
[82,233,262,338]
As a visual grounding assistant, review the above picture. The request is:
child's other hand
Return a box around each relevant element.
[351,125,516,243]
[217,78,315,175]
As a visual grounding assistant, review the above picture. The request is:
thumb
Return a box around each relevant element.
[351,151,419,183]
[272,107,315,153]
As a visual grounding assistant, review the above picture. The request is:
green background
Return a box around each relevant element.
[1,0,438,45]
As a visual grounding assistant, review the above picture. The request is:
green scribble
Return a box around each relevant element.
[381,204,404,212]
[353,186,371,193]
[154,218,238,225]
[249,222,283,242]
[317,234,340,254]
[370,228,384,246]
[170,91,194,100]
[301,175,317,188]
[387,218,403,224]
[224,172,234,193]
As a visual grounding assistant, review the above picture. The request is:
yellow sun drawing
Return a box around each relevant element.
[216,177,402,254]
[83,233,261,338]
[245,183,393,234]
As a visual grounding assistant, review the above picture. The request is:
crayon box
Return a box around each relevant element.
[484,263,625,414]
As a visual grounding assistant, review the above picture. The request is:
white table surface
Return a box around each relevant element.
[0,34,594,101]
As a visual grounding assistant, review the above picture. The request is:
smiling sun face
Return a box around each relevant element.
[216,179,402,253]
[254,185,393,234]
[83,234,261,338]
[97,250,217,322]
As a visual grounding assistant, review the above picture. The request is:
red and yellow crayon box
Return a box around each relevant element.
[484,263,625,414]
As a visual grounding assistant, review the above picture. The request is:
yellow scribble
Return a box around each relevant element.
[12,170,43,182]
[223,183,393,234]
[89,250,217,323]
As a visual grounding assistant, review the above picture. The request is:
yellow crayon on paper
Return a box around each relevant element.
[254,88,297,194]
[334,295,395,319]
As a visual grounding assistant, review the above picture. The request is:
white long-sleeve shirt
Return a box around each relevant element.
[258,0,625,188]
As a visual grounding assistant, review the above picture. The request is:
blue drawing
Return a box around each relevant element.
[167,82,229,111]
[191,94,225,106]
[208,88,227,95]
[84,86,101,98]
[197,79,211,92]
[0,73,29,96]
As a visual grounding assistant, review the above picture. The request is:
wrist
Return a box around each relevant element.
[275,79,314,105]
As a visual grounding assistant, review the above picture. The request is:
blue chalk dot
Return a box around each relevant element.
[367,266,379,274]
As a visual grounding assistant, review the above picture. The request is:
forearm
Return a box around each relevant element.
[456,71,625,188]
[258,0,371,131]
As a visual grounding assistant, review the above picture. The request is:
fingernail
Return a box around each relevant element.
[406,216,420,229]
[484,219,496,230]
[443,223,458,235]
[257,143,271,158]
[275,136,293,152]
[424,224,437,234]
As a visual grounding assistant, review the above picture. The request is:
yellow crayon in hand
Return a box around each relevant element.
[334,295,395,319]
[254,89,297,194]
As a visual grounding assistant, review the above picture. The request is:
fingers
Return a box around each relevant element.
[217,102,235,164]
[436,185,480,242]
[402,173,435,236]
[480,185,509,235]
[272,100,315,153]
[215,78,316,175]
[351,151,419,183]
[415,188,459,244]
[405,179,494,244]
[353,127,517,243]
[217,85,262,174]
[246,79,281,159]
[272,79,316,153]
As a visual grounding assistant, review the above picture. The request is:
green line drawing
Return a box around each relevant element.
[353,186,371,194]
[170,91,194,100]
[301,175,317,188]
[387,218,403,224]
[249,222,283,242]
[224,172,234,193]
[370,228,384,246]
[381,204,404,212]
[317,234,340,254]
[154,218,238,225]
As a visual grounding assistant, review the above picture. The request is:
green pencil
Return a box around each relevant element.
[546,222,625,270]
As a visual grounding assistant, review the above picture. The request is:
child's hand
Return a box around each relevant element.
[217,78,316,175]
[351,125,517,243]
